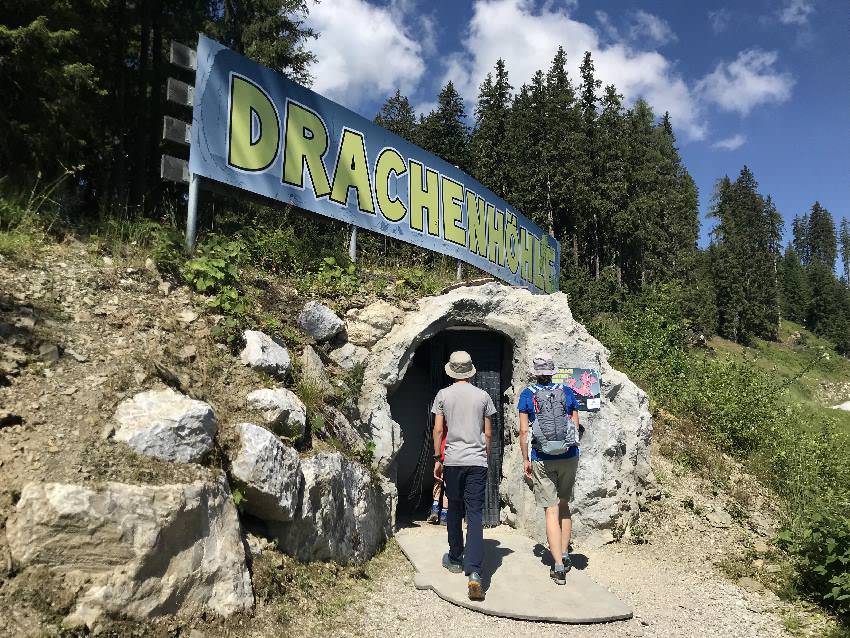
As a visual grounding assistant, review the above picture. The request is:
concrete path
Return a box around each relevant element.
[395,521,633,624]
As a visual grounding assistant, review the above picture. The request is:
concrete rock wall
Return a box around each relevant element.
[357,283,652,546]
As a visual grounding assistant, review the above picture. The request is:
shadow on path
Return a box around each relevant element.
[481,539,513,591]
[533,543,589,570]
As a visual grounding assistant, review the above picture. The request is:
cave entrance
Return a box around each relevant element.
[389,328,512,527]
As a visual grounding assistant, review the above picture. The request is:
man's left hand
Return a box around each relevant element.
[433,461,443,481]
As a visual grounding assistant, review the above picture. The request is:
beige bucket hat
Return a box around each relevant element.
[445,350,476,379]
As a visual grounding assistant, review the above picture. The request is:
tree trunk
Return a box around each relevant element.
[134,0,151,208]
[146,0,163,214]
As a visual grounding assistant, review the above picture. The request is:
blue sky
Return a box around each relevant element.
[304,0,849,246]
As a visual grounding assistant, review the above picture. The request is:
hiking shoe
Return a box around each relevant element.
[427,502,440,524]
[562,553,573,573]
[468,572,485,600]
[550,564,567,585]
[439,509,447,525]
[442,553,463,574]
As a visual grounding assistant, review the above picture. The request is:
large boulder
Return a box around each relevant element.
[345,300,404,347]
[328,341,369,371]
[229,423,302,522]
[359,283,652,548]
[273,453,392,565]
[298,301,344,342]
[246,388,307,437]
[240,330,291,379]
[5,477,253,628]
[300,345,335,397]
[112,388,217,463]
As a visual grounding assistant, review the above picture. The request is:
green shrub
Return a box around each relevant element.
[778,510,850,622]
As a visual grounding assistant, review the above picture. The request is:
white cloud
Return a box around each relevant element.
[712,134,746,150]
[630,10,677,46]
[442,0,707,140]
[696,49,794,115]
[305,0,425,108]
[778,0,815,25]
[708,8,731,34]
[595,11,620,42]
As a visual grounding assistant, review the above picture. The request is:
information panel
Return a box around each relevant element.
[189,35,560,293]
[552,368,601,412]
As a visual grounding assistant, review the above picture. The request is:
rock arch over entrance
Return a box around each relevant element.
[358,283,652,547]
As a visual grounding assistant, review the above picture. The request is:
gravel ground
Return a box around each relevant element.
[333,537,789,638]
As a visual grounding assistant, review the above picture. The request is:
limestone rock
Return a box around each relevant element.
[358,282,652,547]
[112,388,217,463]
[246,388,307,437]
[328,342,369,371]
[300,345,335,397]
[273,453,391,565]
[323,406,367,453]
[833,400,850,412]
[298,301,344,342]
[230,423,302,522]
[240,330,291,379]
[6,478,253,627]
[345,300,404,347]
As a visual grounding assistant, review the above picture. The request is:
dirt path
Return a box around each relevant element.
[327,538,786,638]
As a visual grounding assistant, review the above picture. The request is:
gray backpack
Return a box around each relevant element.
[530,384,578,455]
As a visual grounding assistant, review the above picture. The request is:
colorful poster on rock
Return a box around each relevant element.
[552,368,601,412]
[189,35,560,293]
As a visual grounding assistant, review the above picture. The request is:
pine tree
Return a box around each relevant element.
[578,52,602,277]
[470,59,513,198]
[806,201,838,270]
[416,81,470,172]
[624,99,664,288]
[543,47,582,265]
[505,73,549,229]
[840,218,850,284]
[709,167,782,343]
[778,244,810,324]
[596,85,628,283]
[792,214,810,265]
[374,89,418,143]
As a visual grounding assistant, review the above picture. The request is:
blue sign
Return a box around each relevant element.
[189,36,560,293]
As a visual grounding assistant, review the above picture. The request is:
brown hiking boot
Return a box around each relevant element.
[468,572,484,601]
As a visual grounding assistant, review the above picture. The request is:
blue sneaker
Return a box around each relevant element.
[442,553,463,574]
[427,501,440,524]
[439,509,447,525]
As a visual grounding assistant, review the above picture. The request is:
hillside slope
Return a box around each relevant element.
[0,238,845,637]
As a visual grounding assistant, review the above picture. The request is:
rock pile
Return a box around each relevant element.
[6,477,253,628]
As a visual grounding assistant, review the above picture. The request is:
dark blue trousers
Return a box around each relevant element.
[443,465,487,575]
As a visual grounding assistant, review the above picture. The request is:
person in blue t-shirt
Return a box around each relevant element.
[517,351,582,585]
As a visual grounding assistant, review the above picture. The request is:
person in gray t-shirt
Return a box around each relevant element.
[432,350,496,601]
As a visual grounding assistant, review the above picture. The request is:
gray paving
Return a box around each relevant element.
[395,521,633,624]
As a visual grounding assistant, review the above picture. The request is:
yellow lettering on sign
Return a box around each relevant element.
[282,100,331,197]
[505,212,519,274]
[441,176,466,246]
[518,227,536,283]
[488,208,505,266]
[408,159,440,236]
[374,148,407,222]
[228,75,280,171]
[466,191,488,258]
[330,128,375,214]
[534,235,546,290]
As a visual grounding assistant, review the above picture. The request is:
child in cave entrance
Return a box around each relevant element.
[427,420,449,524]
